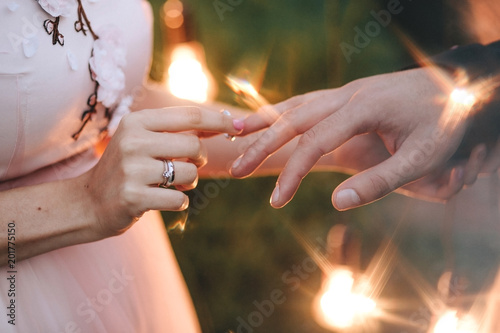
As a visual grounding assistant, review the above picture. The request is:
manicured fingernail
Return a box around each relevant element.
[270,184,280,205]
[231,156,242,170]
[233,118,245,131]
[335,189,361,210]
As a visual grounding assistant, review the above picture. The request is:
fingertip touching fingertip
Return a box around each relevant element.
[221,109,244,134]
[233,118,245,131]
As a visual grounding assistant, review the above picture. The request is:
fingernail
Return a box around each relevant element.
[270,184,280,205]
[454,166,464,181]
[233,118,245,131]
[335,189,361,210]
[477,148,487,161]
[181,196,189,210]
[231,156,242,170]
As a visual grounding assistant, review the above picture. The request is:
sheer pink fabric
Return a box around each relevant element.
[0,1,200,332]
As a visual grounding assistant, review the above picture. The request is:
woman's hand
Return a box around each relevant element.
[230,68,487,210]
[81,106,241,237]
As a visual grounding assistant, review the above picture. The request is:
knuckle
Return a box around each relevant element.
[247,144,268,163]
[259,129,277,147]
[299,129,328,158]
[120,111,140,130]
[277,113,299,134]
[185,107,202,126]
[279,109,297,121]
[186,136,202,156]
[300,128,318,146]
[368,173,393,198]
[120,183,141,208]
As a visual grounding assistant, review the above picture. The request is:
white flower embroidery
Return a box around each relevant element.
[108,95,133,136]
[88,26,126,108]
[23,36,39,58]
[37,0,75,17]
[7,2,20,12]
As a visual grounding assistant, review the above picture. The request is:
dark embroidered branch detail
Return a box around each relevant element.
[71,60,112,140]
[38,0,110,140]
[74,0,98,40]
[72,84,99,140]
[71,0,103,140]
[43,16,64,46]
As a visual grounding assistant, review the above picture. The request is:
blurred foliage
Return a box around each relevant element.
[144,0,496,332]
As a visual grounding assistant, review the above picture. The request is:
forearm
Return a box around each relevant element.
[0,175,99,265]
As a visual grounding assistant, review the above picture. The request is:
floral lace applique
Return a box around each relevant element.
[37,0,75,17]
[36,0,129,140]
[89,26,126,108]
[7,2,20,12]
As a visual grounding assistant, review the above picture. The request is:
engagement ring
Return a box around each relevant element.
[220,109,236,141]
[159,159,175,188]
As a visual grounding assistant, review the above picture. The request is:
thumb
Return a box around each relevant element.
[331,152,427,210]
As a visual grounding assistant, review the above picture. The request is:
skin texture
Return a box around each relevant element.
[0,106,241,265]
[231,68,498,210]
[5,72,496,264]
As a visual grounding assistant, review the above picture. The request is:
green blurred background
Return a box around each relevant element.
[144,1,499,332]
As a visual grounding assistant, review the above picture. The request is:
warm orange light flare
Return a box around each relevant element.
[226,75,270,111]
[433,310,478,333]
[167,44,210,103]
[226,76,260,99]
[439,84,482,133]
[450,88,477,109]
[163,0,184,29]
[316,268,376,329]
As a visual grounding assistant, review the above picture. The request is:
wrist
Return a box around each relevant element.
[0,176,104,263]
[424,43,500,161]
[61,174,106,244]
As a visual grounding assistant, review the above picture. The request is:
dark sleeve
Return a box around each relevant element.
[428,41,500,160]
[431,41,500,81]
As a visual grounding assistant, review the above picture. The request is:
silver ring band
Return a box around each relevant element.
[220,109,236,142]
[159,160,175,188]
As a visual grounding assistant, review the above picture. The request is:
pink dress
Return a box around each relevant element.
[0,1,200,332]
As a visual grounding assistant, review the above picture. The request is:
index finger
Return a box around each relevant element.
[269,110,359,208]
[231,92,349,178]
[241,90,332,135]
[132,106,242,135]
